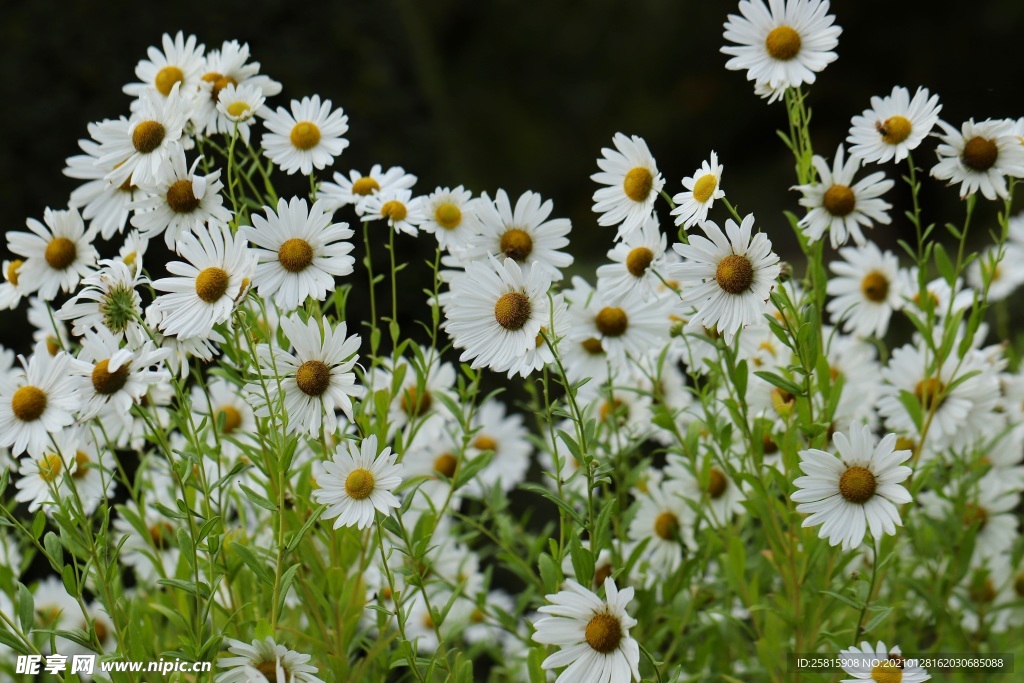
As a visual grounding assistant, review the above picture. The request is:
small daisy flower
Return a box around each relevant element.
[57,259,146,340]
[627,479,695,584]
[722,0,842,92]
[444,257,552,373]
[671,151,725,229]
[191,378,256,460]
[419,186,481,252]
[261,95,349,176]
[148,222,257,340]
[14,443,74,514]
[847,86,942,164]
[216,636,323,683]
[532,577,641,683]
[361,188,427,237]
[967,243,1024,301]
[0,259,26,310]
[464,398,533,495]
[241,197,355,310]
[7,207,99,301]
[215,83,265,144]
[792,424,913,551]
[196,39,283,138]
[826,242,904,338]
[318,164,417,214]
[313,434,403,530]
[569,285,671,364]
[596,214,669,297]
[591,132,665,240]
[123,32,206,103]
[839,641,931,683]
[71,325,170,421]
[666,453,747,527]
[61,431,116,517]
[930,118,1024,200]
[794,145,894,248]
[27,297,72,357]
[670,214,781,342]
[0,346,79,456]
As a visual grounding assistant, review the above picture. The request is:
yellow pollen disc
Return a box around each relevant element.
[594,563,613,587]
[12,385,47,422]
[154,66,184,96]
[877,116,912,145]
[860,271,889,303]
[400,386,433,417]
[344,468,375,500]
[216,405,243,434]
[961,136,999,171]
[870,661,903,683]
[45,336,61,356]
[202,72,237,101]
[692,174,718,204]
[45,237,77,270]
[581,337,605,355]
[894,436,916,452]
[91,358,130,395]
[473,434,498,452]
[626,247,654,277]
[166,179,200,213]
[5,259,22,286]
[654,511,679,540]
[72,451,90,479]
[277,238,314,272]
[914,377,946,412]
[471,609,486,623]
[623,167,654,202]
[715,254,754,294]
[195,266,230,303]
[823,184,856,216]
[39,454,64,483]
[765,25,802,60]
[595,307,628,337]
[380,200,408,223]
[494,292,532,331]
[707,468,728,499]
[499,228,533,261]
[132,120,166,154]
[254,661,280,682]
[838,466,877,504]
[290,121,321,150]
[226,101,251,118]
[433,453,458,479]
[149,522,174,549]
[962,502,988,529]
[434,203,462,230]
[295,360,331,396]
[351,177,380,196]
[584,612,623,654]
[600,398,626,424]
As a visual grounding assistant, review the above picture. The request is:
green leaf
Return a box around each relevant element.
[568,533,594,589]
[820,590,863,610]
[896,389,923,430]
[239,484,278,512]
[933,242,955,285]
[538,552,561,593]
[16,582,33,633]
[753,371,804,398]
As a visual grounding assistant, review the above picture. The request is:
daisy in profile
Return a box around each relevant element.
[444,257,552,373]
[721,0,841,93]
[148,222,257,340]
[826,242,904,338]
[57,259,145,340]
[847,86,942,164]
[216,636,323,683]
[419,186,481,252]
[930,118,1024,200]
[792,424,913,551]
[313,434,403,530]
[7,207,99,301]
[532,577,641,683]
[361,188,427,237]
[0,259,24,310]
[245,314,363,436]
[462,190,574,280]
[670,214,781,342]
[839,641,931,683]
[241,197,355,310]
[794,145,894,248]
[671,152,725,229]
[123,32,206,103]
[0,345,78,456]
[261,95,349,175]
[591,132,665,240]
[318,164,417,214]
[70,325,170,421]
[215,83,265,144]
[596,214,669,297]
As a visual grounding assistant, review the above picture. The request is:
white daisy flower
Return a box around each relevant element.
[419,186,481,252]
[839,641,930,683]
[930,118,1024,200]
[0,259,26,310]
[461,189,574,280]
[366,345,456,440]
[148,222,257,340]
[503,291,571,379]
[241,197,355,310]
[318,164,417,215]
[847,86,942,164]
[666,453,747,527]
[130,145,232,249]
[57,259,145,340]
[627,479,696,585]
[825,242,904,338]
[14,442,74,514]
[721,0,841,92]
[215,83,265,144]
[7,207,99,301]
[670,214,781,342]
[792,424,913,551]
[71,326,170,421]
[191,378,256,461]
[596,214,669,297]
[60,431,116,517]
[361,188,427,237]
[261,95,349,176]
[794,145,894,248]
[464,398,532,496]
[0,346,79,456]
[591,133,665,240]
[532,577,641,683]
[568,285,671,365]
[561,277,615,393]
[671,151,725,229]
[313,434,403,531]
[968,243,1024,301]
[245,314,363,437]
[123,31,206,103]
[216,636,323,683]
[196,39,283,139]
[444,256,552,373]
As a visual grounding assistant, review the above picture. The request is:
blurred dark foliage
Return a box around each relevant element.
[1,0,1022,357]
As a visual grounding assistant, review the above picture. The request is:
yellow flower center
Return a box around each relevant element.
[870,660,903,683]
[226,101,251,118]
[494,292,532,331]
[860,271,889,303]
[581,337,604,355]
[584,612,623,654]
[838,466,876,504]
[5,259,23,286]
[351,177,380,196]
[278,238,314,272]
[499,228,533,261]
[290,121,321,150]
[149,521,175,549]
[216,405,243,434]
[195,266,230,303]
[595,307,628,337]
[433,453,458,479]
[45,237,77,270]
[765,26,802,61]
[594,562,613,587]
[154,66,184,96]
[132,120,166,154]
[961,136,999,171]
[962,502,988,530]
[201,72,237,101]
[295,360,331,396]
[72,451,90,480]
[434,203,462,230]
[380,200,408,223]
[12,386,47,422]
[400,386,432,417]
[823,185,856,216]
[622,167,654,202]
[166,179,200,214]
[715,254,754,294]
[654,511,679,540]
[914,377,946,412]
[473,435,498,452]
[877,116,912,145]
[707,468,728,499]
[625,247,654,277]
[344,468,375,500]
[92,358,130,395]
[38,454,64,483]
[254,660,280,683]
[692,173,718,204]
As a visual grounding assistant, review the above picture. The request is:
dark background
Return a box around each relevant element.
[1,0,1022,355]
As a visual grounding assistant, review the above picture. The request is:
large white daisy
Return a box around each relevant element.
[313,434,403,530]
[839,641,931,683]
[930,118,1024,200]
[71,325,170,421]
[591,133,665,240]
[57,259,146,341]
[419,185,481,252]
[7,207,99,301]
[847,86,942,164]
[261,95,349,176]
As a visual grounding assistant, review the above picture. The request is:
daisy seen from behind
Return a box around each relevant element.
[671,151,725,229]
[930,118,1024,200]
[591,132,665,240]
[532,577,641,683]
[313,434,403,531]
[847,85,941,164]
[261,95,349,175]
[792,424,913,551]
[7,207,99,301]
[216,636,323,683]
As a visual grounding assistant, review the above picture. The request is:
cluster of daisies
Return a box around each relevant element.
[0,1,1022,681]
